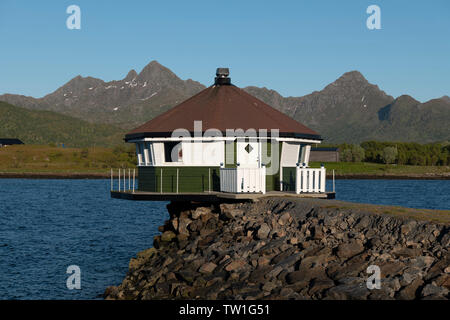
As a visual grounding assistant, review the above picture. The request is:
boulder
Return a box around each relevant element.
[257,223,271,239]
[336,240,364,259]
[199,262,217,274]
[161,231,177,242]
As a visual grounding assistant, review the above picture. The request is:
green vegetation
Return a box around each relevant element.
[319,141,450,166]
[310,161,450,175]
[0,101,124,147]
[0,145,136,173]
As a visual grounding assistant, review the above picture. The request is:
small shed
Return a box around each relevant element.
[309,147,340,162]
[112,68,332,200]
[0,138,24,147]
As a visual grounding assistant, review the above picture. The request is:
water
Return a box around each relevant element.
[328,179,450,211]
[0,179,449,300]
[0,179,168,300]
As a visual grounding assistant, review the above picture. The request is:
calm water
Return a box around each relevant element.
[0,179,449,300]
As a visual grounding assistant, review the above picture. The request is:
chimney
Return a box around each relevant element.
[215,68,231,85]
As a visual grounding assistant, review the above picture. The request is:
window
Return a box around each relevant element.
[298,144,306,165]
[136,142,145,165]
[145,142,153,165]
[164,142,182,162]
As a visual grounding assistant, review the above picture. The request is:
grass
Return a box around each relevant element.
[310,161,450,176]
[321,201,450,224]
[1,146,449,177]
[0,145,136,174]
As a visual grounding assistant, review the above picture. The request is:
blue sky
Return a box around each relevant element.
[0,0,449,102]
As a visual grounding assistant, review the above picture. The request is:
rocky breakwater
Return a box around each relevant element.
[105,198,450,300]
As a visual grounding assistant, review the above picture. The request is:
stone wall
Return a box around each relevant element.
[104,198,449,300]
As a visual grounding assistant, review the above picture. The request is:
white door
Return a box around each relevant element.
[236,139,260,168]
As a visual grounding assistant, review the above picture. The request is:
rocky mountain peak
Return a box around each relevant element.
[394,94,420,106]
[441,95,450,103]
[334,70,368,85]
[137,60,172,81]
[124,69,138,81]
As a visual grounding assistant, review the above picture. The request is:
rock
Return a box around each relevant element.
[392,247,422,258]
[262,281,277,292]
[107,199,450,301]
[199,262,217,274]
[396,277,423,300]
[161,231,177,242]
[192,207,211,220]
[309,278,335,295]
[326,283,370,300]
[311,225,324,240]
[400,221,417,235]
[336,240,364,259]
[178,217,192,236]
[378,261,406,278]
[104,286,119,299]
[257,256,270,267]
[434,274,450,290]
[410,256,435,270]
[286,271,305,284]
[278,212,292,226]
[220,203,243,220]
[257,223,271,239]
[420,284,449,298]
[225,260,247,272]
[279,287,294,297]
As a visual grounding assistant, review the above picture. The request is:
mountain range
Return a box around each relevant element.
[1,60,449,144]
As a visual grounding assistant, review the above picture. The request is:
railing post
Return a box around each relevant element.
[133,169,135,193]
[208,168,211,193]
[320,166,326,193]
[333,169,335,193]
[110,168,113,191]
[118,168,121,192]
[176,168,179,194]
[160,168,163,194]
[123,169,126,191]
[128,169,131,191]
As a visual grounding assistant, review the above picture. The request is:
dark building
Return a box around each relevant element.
[0,138,24,147]
[309,147,339,162]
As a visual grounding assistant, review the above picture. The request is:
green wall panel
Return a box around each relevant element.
[138,166,220,193]
[282,167,296,191]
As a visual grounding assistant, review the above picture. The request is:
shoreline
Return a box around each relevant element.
[0,172,449,180]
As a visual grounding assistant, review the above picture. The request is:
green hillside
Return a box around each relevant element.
[0,101,124,147]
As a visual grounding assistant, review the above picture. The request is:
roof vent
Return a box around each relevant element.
[215,68,231,85]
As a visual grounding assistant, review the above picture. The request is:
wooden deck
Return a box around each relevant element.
[110,190,336,202]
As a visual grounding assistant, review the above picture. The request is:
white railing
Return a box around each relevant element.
[295,166,326,193]
[220,167,266,194]
[111,168,136,193]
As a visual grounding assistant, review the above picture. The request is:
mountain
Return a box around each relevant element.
[1,62,449,143]
[0,101,124,147]
[0,61,205,129]
[245,74,450,143]
[244,71,395,142]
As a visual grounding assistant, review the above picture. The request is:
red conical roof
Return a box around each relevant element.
[125,81,321,141]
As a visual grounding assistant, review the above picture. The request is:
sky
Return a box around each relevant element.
[0,0,449,102]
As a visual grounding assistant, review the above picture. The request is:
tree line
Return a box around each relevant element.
[330,141,450,166]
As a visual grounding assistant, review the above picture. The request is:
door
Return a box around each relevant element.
[236,139,260,168]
